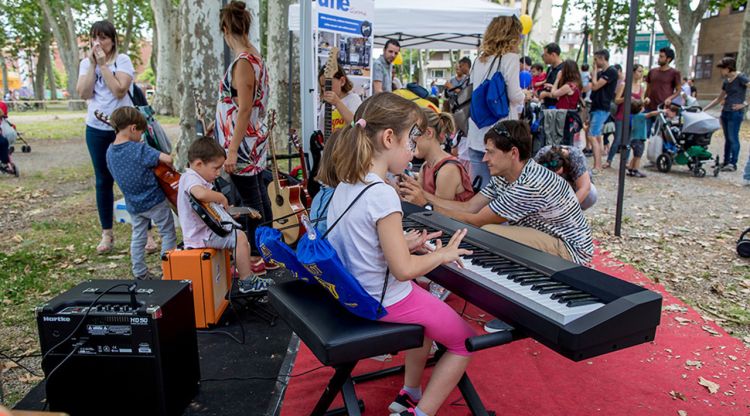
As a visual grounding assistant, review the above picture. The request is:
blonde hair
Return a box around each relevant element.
[421,107,456,144]
[318,93,426,186]
[480,16,522,61]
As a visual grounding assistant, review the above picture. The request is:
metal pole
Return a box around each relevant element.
[615,0,639,237]
[300,0,315,154]
[648,16,655,69]
[223,0,231,71]
[288,30,294,172]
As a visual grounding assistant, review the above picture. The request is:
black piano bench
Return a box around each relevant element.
[269,280,424,416]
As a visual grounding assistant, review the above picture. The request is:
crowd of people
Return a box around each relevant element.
[20,2,747,415]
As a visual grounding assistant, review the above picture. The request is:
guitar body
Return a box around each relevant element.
[267,182,306,244]
[153,162,181,208]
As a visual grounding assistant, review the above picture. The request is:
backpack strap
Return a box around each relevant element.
[432,158,462,184]
[322,182,381,239]
[113,58,136,105]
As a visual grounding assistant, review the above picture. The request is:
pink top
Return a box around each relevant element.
[616,85,642,121]
[421,156,475,202]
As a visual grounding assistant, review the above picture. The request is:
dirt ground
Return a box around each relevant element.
[0,118,749,407]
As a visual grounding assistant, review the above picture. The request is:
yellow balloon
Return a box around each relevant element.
[520,14,533,35]
[393,52,403,65]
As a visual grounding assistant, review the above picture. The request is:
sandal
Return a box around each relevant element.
[602,162,611,169]
[96,230,114,254]
[145,233,158,254]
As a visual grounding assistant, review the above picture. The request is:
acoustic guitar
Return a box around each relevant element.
[266,110,308,244]
[307,46,340,199]
[289,129,312,207]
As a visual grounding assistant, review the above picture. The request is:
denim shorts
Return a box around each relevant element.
[588,110,610,137]
[631,139,645,158]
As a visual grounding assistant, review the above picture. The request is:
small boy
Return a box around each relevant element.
[531,64,547,94]
[177,137,273,294]
[106,107,177,279]
[626,99,648,178]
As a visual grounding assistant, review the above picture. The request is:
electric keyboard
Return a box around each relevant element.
[403,209,662,361]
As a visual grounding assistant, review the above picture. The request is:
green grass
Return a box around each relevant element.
[155,114,180,125]
[14,117,87,140]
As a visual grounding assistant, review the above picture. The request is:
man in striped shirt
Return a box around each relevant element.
[400,120,593,265]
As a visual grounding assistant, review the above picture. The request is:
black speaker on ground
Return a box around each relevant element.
[36,279,200,416]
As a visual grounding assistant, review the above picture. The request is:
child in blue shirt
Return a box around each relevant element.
[106,107,177,279]
[626,99,649,177]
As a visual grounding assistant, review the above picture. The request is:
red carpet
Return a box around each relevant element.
[281,249,750,415]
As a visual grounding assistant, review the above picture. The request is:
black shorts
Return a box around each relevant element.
[631,140,645,157]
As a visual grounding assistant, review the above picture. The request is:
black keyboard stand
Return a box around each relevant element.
[328,321,522,416]
[228,284,278,326]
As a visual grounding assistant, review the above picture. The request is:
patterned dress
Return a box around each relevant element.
[215,52,270,176]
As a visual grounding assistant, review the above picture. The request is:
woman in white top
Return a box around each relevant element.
[76,20,137,254]
[466,16,527,190]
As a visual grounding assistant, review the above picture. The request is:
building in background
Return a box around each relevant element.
[694,3,747,99]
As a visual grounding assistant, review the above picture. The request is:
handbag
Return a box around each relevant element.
[450,77,472,136]
[737,227,750,258]
[470,55,510,129]
[295,182,390,320]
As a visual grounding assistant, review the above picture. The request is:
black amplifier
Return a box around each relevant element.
[36,279,200,416]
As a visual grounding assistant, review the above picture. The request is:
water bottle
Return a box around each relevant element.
[428,282,449,301]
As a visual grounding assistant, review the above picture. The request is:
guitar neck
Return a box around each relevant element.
[268,135,283,196]
[324,78,333,140]
[291,133,309,187]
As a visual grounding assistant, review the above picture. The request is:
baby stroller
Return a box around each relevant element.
[650,105,721,177]
[1,116,22,176]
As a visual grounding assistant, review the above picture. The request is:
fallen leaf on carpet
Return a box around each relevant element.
[701,326,721,336]
[698,377,719,394]
[678,411,687,416]
[685,360,702,369]
[724,390,735,396]
[727,355,737,361]
[663,304,688,313]
[674,317,691,325]
[669,390,687,401]
[2,361,19,371]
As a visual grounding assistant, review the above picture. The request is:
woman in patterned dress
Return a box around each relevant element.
[215,1,273,273]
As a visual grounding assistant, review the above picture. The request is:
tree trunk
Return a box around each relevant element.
[736,9,750,75]
[121,1,135,55]
[151,0,182,115]
[247,0,261,47]
[48,52,58,100]
[35,48,49,101]
[40,0,84,109]
[105,0,115,22]
[174,0,224,169]
[265,0,298,149]
[555,0,570,44]
[36,13,53,101]
[654,0,711,75]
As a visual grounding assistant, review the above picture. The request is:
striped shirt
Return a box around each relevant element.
[480,160,593,265]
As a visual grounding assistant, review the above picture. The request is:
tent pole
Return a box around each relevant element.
[614,0,639,237]
[300,0,314,155]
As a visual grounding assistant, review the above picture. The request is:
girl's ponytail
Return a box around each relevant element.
[435,112,456,143]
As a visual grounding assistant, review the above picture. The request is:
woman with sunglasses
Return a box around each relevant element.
[534,145,597,210]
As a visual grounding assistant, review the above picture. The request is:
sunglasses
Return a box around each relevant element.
[407,124,423,152]
[491,122,512,139]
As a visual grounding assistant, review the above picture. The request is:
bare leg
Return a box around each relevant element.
[404,337,433,388]
[591,136,603,170]
[235,232,252,279]
[416,352,471,415]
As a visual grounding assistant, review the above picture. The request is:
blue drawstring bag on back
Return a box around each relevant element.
[296,182,389,320]
[470,55,510,129]
[255,226,313,283]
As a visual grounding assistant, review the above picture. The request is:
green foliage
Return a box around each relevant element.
[137,66,156,86]
[573,0,656,50]
[46,65,66,90]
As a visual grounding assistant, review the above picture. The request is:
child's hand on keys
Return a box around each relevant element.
[404,229,442,254]
[435,228,472,268]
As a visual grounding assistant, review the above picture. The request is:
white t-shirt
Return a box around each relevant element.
[317,92,362,132]
[467,53,526,153]
[79,54,134,131]
[326,172,412,307]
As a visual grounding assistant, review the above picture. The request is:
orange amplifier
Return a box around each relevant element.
[162,248,231,328]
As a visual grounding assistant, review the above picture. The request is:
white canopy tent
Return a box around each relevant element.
[292,0,518,152]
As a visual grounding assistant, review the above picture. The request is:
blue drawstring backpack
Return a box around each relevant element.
[296,182,389,320]
[470,55,510,129]
[255,226,313,283]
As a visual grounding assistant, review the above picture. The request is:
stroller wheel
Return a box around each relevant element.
[656,154,672,173]
[694,167,706,178]
[22,145,31,153]
[713,165,721,177]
